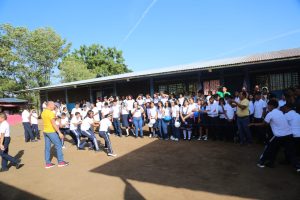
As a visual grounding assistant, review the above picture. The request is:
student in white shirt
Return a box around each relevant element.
[111,100,122,137]
[253,92,267,143]
[178,94,185,106]
[218,98,226,141]
[250,100,300,172]
[222,96,235,141]
[99,114,116,157]
[278,94,286,108]
[59,113,73,148]
[170,100,180,141]
[121,102,130,137]
[180,100,193,140]
[30,109,40,140]
[91,103,100,123]
[283,104,300,157]
[205,96,219,140]
[22,108,35,142]
[148,102,158,138]
[126,95,135,116]
[101,102,111,118]
[71,103,82,118]
[96,98,103,120]
[79,110,100,151]
[132,102,144,138]
[69,112,82,149]
[0,112,22,172]
[161,101,172,140]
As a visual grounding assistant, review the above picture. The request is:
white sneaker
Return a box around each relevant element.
[108,153,117,157]
[174,138,179,142]
[203,136,208,141]
[62,145,66,149]
[149,134,152,138]
[197,137,202,141]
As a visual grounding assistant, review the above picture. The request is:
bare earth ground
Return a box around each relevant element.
[0,120,299,200]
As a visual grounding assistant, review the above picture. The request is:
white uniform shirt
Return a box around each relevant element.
[71,108,82,116]
[206,102,219,117]
[137,99,144,106]
[70,117,81,131]
[149,107,157,119]
[161,98,169,105]
[31,113,38,124]
[224,104,234,120]
[264,109,291,137]
[249,101,254,115]
[254,99,266,119]
[157,107,164,119]
[96,102,102,111]
[178,97,185,106]
[60,117,69,128]
[99,118,112,132]
[101,107,111,117]
[0,120,10,137]
[112,105,121,118]
[22,110,30,122]
[180,106,188,115]
[81,117,94,131]
[284,110,300,138]
[278,100,286,108]
[92,107,100,121]
[164,107,171,117]
[121,106,129,115]
[126,100,135,111]
[171,105,180,118]
[132,108,143,118]
[218,105,225,119]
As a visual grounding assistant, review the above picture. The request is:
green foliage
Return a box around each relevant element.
[59,56,96,82]
[71,44,132,77]
[0,23,71,91]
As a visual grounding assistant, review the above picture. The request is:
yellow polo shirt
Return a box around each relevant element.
[236,99,250,117]
[41,109,56,133]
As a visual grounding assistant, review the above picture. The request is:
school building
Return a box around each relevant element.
[29,48,300,105]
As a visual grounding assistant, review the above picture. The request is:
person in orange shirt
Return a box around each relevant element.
[41,101,69,169]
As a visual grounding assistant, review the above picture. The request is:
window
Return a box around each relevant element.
[269,72,299,91]
[203,80,220,95]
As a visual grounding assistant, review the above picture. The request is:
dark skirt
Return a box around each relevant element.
[122,114,129,127]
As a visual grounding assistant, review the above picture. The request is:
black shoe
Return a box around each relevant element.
[77,147,85,150]
[16,163,23,169]
[31,140,38,142]
[140,136,144,138]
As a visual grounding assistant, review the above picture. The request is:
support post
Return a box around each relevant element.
[89,86,93,103]
[65,88,69,104]
[150,78,154,97]
[113,82,117,96]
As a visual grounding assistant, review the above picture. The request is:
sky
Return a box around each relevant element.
[1,0,300,76]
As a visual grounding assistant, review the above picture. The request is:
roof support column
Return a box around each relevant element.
[89,86,93,103]
[197,71,202,92]
[220,69,224,86]
[149,78,154,97]
[65,88,69,104]
[243,67,250,92]
[45,91,48,101]
[113,82,117,96]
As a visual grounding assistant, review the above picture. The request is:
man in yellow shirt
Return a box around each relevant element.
[232,91,253,145]
[41,101,69,169]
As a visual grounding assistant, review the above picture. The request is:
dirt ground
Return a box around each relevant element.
[0,121,299,200]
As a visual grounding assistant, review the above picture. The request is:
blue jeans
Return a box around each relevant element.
[171,118,180,139]
[113,118,122,136]
[23,122,34,142]
[1,137,18,169]
[44,133,64,164]
[99,131,113,154]
[237,116,253,144]
[31,124,40,139]
[80,129,99,150]
[133,117,143,137]
[157,119,168,139]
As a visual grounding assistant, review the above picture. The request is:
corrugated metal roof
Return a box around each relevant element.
[28,47,300,91]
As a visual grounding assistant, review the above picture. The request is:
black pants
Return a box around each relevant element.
[217,118,226,140]
[208,117,218,140]
[259,134,300,168]
[252,118,266,143]
[224,120,235,142]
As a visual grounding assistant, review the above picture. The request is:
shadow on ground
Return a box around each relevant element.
[90,140,300,200]
[0,181,45,200]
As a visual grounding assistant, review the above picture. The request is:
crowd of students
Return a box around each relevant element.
[1,85,299,172]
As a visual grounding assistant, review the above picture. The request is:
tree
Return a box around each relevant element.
[59,56,96,82]
[71,44,132,77]
[0,23,71,90]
